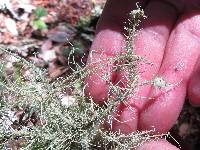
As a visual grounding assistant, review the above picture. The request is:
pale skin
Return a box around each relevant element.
[85,0,200,149]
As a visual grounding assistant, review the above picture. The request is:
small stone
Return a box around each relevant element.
[5,18,18,36]
[179,123,189,137]
[41,50,56,62]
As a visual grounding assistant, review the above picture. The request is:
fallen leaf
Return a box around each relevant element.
[47,24,77,43]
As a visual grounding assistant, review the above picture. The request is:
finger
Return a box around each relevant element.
[188,56,200,106]
[106,0,178,133]
[139,11,200,133]
[84,0,147,104]
[116,0,178,109]
[103,103,139,134]
[136,139,179,150]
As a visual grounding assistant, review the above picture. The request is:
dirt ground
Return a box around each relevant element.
[170,101,200,150]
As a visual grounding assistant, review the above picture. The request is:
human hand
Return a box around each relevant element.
[85,0,200,148]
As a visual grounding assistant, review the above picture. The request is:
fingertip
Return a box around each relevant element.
[84,17,125,105]
[84,49,115,104]
[105,103,139,134]
[84,79,109,105]
[136,139,179,150]
[84,58,111,104]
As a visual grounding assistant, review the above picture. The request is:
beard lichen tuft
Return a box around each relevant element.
[0,4,170,150]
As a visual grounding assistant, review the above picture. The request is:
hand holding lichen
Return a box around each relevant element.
[85,0,200,149]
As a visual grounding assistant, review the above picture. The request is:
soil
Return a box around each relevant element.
[170,101,200,150]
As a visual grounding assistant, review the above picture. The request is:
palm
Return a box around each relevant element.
[85,0,200,135]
